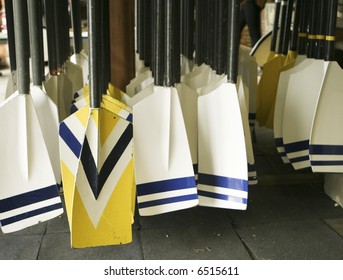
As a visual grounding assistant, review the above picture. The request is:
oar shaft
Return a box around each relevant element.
[71,0,83,54]
[164,0,180,86]
[227,0,240,84]
[4,0,16,72]
[152,0,164,86]
[44,0,58,74]
[13,0,30,95]
[325,0,338,61]
[270,0,281,52]
[289,0,300,52]
[28,0,45,86]
[88,0,101,108]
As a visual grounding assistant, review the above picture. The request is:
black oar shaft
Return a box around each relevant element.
[164,0,180,86]
[325,0,338,61]
[297,0,308,55]
[71,0,83,54]
[227,0,240,84]
[5,0,16,72]
[28,0,45,86]
[270,0,281,52]
[44,0,57,74]
[289,0,300,52]
[280,0,294,55]
[13,0,30,95]
[153,0,164,86]
[101,0,111,95]
[88,0,101,109]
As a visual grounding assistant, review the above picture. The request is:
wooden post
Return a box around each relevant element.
[109,0,135,92]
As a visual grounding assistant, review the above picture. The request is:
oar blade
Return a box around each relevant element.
[0,94,63,233]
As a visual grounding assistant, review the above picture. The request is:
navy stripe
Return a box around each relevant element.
[311,160,343,166]
[0,203,63,226]
[73,92,81,99]
[70,103,78,114]
[275,137,284,148]
[0,185,60,213]
[98,124,133,189]
[198,173,248,192]
[80,137,99,198]
[126,113,133,123]
[310,144,343,155]
[248,164,256,172]
[138,194,198,209]
[198,190,247,204]
[288,155,309,163]
[284,140,309,154]
[137,176,197,196]
[59,122,82,158]
[80,123,133,199]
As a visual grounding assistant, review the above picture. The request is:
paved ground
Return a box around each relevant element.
[1,66,343,260]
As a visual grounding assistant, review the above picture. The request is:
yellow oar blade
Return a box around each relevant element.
[256,54,285,128]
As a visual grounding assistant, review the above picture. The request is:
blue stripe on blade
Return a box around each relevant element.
[198,173,248,192]
[0,185,60,213]
[198,190,247,204]
[136,176,196,196]
[59,122,82,158]
[138,194,198,209]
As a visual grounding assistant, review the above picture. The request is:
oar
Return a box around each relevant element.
[309,0,342,172]
[266,0,282,62]
[180,0,195,76]
[27,0,61,186]
[59,0,84,94]
[59,0,134,248]
[282,0,328,170]
[262,0,295,129]
[256,0,291,128]
[43,0,73,122]
[134,0,198,216]
[0,0,63,234]
[70,0,89,85]
[1,0,17,101]
[197,0,248,210]
[273,0,306,163]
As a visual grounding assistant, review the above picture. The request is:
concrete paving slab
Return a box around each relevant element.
[38,230,143,260]
[140,224,251,260]
[0,234,43,260]
[236,219,343,260]
[324,218,343,238]
[228,183,343,228]
[138,206,232,229]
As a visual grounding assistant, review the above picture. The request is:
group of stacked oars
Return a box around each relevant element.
[0,0,260,249]
[130,0,261,222]
[0,0,87,236]
[256,0,342,174]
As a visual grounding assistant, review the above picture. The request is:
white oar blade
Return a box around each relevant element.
[0,71,17,102]
[237,76,257,185]
[126,68,154,97]
[198,82,248,210]
[310,62,343,172]
[70,51,89,85]
[176,83,199,180]
[44,74,74,122]
[273,55,306,164]
[0,94,63,233]
[65,61,84,94]
[283,59,326,169]
[133,87,198,216]
[30,85,61,184]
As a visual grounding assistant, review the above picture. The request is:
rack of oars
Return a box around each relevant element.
[0,0,262,248]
